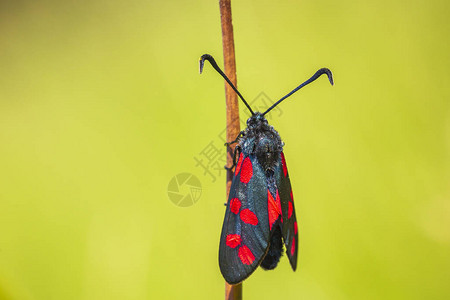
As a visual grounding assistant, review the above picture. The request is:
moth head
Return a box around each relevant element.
[246,112,268,129]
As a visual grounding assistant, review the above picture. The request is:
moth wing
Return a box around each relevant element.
[275,151,298,270]
[219,152,271,284]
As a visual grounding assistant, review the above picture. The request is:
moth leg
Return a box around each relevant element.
[224,146,241,171]
[224,131,244,146]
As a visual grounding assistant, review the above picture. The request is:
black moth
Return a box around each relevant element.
[199,54,333,284]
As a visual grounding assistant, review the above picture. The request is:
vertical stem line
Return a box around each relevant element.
[219,0,242,299]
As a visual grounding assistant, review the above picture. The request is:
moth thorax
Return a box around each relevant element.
[256,137,280,170]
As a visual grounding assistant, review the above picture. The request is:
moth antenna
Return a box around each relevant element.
[262,68,333,116]
[200,54,254,115]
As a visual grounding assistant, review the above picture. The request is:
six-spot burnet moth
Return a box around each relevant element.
[199,54,333,284]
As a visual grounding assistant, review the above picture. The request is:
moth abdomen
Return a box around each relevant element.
[260,225,283,270]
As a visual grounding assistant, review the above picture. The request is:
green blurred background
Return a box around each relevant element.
[1,0,449,299]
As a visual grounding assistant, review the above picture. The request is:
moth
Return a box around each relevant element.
[199,54,333,284]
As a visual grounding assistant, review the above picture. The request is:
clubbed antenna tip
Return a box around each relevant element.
[262,67,334,116]
[321,68,334,86]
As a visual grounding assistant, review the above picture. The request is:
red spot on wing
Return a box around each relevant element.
[226,234,241,248]
[288,201,293,219]
[290,189,293,201]
[238,245,255,265]
[268,190,282,230]
[240,209,258,225]
[235,153,244,175]
[230,198,241,214]
[290,237,296,256]
[294,221,298,235]
[240,157,253,183]
[281,152,288,177]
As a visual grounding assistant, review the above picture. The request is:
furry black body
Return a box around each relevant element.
[240,113,283,172]
[236,112,285,270]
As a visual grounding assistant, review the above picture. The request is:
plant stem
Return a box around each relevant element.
[219,0,242,299]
